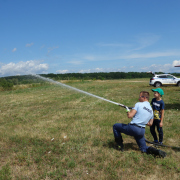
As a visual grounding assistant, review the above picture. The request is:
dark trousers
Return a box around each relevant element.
[113,123,148,153]
[150,119,163,142]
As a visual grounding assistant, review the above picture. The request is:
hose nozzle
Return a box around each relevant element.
[125,106,130,112]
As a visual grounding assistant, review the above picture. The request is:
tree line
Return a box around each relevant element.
[40,72,180,80]
[0,72,180,90]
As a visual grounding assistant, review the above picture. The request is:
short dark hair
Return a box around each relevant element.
[140,91,150,100]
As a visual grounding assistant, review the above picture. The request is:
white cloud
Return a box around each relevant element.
[140,60,180,73]
[78,68,104,73]
[121,51,180,59]
[26,43,34,47]
[0,60,49,77]
[95,68,103,72]
[172,60,180,66]
[78,68,126,73]
[67,60,83,65]
[56,60,180,74]
[78,69,90,73]
[79,50,180,63]
[12,48,17,52]
[56,70,69,74]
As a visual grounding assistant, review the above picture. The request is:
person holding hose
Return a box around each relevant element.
[113,91,166,158]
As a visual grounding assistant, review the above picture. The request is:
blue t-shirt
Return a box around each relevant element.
[130,101,154,128]
[151,98,165,120]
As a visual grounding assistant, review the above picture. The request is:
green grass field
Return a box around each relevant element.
[0,78,180,180]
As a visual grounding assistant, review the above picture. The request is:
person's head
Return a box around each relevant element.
[151,88,164,98]
[139,91,150,102]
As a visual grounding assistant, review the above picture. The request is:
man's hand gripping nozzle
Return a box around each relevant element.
[125,106,130,113]
[118,103,130,112]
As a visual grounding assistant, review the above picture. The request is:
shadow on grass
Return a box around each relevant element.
[103,140,139,151]
[172,147,180,152]
[104,139,180,156]
[165,103,180,110]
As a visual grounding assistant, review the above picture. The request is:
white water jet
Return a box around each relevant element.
[33,74,126,107]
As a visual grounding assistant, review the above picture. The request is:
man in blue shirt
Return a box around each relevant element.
[113,91,166,158]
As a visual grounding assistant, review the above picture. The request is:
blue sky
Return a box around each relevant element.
[1,0,180,77]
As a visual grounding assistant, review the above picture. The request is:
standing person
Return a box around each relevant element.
[113,91,166,158]
[150,88,165,144]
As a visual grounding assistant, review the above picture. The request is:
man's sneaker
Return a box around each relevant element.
[115,137,124,152]
[147,147,167,158]
[118,144,124,152]
[114,144,124,152]
[153,140,159,143]
[159,142,163,145]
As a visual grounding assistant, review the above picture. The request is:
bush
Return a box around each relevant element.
[0,78,13,91]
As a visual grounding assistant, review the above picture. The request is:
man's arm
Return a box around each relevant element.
[127,109,137,118]
[146,119,154,126]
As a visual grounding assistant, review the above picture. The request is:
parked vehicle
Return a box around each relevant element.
[149,73,180,87]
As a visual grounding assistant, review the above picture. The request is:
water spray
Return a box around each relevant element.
[33,74,131,110]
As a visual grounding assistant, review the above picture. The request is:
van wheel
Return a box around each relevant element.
[177,82,180,87]
[154,82,161,87]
